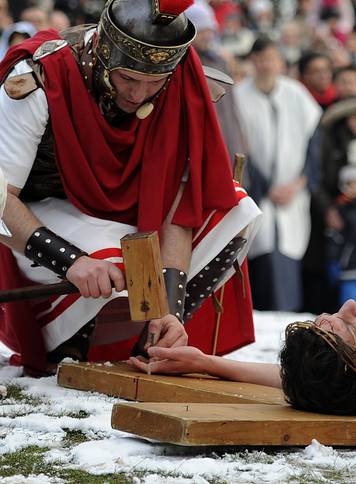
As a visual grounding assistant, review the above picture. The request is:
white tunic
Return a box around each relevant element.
[0,28,94,189]
[0,60,48,189]
[234,75,322,260]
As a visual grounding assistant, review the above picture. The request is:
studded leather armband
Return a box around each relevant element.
[25,227,88,277]
[163,268,187,322]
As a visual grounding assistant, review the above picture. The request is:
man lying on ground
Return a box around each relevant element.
[130,299,356,416]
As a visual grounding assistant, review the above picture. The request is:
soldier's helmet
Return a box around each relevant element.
[95,0,196,75]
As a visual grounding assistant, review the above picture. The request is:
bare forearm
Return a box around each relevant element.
[160,222,192,272]
[0,190,42,253]
[160,182,192,272]
[203,354,282,388]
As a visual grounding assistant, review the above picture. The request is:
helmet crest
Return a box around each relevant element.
[153,0,194,24]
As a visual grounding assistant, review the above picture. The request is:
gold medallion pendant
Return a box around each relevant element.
[136,102,154,120]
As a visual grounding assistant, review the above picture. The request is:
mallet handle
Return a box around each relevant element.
[0,280,78,303]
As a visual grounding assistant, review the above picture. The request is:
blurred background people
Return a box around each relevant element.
[334,65,356,99]
[0,0,12,35]
[299,51,337,109]
[49,9,70,32]
[20,6,49,30]
[325,164,356,304]
[0,21,36,60]
[235,36,321,311]
[305,96,356,313]
[220,10,255,57]
[279,20,304,68]
[186,0,246,165]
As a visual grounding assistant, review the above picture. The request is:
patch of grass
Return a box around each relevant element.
[204,478,229,484]
[0,445,52,477]
[54,469,134,483]
[288,471,326,484]
[322,465,356,480]
[66,409,90,419]
[0,445,199,484]
[4,384,42,406]
[0,445,142,483]
[62,429,89,448]
[287,461,356,483]
[226,449,276,465]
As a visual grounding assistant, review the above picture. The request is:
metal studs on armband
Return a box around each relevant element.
[25,227,88,277]
[183,236,247,321]
[162,268,187,322]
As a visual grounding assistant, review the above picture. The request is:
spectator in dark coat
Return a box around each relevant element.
[304,97,356,313]
[326,164,356,303]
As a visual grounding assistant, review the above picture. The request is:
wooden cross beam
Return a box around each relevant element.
[57,361,284,405]
[111,402,356,447]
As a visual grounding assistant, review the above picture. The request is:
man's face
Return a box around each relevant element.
[251,47,283,80]
[110,69,169,113]
[335,71,356,99]
[302,57,332,92]
[314,299,356,346]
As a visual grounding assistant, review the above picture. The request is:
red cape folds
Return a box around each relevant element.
[0,30,248,374]
[0,30,237,231]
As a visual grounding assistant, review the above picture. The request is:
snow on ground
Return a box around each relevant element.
[0,311,356,483]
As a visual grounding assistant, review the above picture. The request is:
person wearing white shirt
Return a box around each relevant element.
[234,35,322,311]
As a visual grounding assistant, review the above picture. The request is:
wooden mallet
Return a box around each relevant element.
[0,231,169,353]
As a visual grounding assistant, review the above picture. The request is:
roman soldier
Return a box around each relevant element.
[0,0,261,376]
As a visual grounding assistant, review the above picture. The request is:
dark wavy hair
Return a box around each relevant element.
[280,326,356,415]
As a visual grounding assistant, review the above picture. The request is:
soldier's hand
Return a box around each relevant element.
[145,314,188,350]
[66,255,125,298]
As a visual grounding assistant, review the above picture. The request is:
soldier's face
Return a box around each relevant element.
[110,68,169,113]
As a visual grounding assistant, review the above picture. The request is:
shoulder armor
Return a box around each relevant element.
[33,39,68,61]
[4,73,39,100]
[203,65,234,104]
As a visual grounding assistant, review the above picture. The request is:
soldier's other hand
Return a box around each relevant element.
[145,314,188,350]
[66,255,125,298]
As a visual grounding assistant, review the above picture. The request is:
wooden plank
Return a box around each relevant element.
[121,231,169,321]
[57,362,139,400]
[111,402,356,447]
[57,361,285,405]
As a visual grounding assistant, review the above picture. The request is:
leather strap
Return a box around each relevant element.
[25,226,88,277]
[163,268,187,322]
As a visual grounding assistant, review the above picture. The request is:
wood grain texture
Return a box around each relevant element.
[121,231,169,321]
[111,402,356,446]
[57,361,285,404]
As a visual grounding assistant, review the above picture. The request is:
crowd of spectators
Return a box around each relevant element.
[185,0,356,316]
[0,0,356,315]
[0,1,105,49]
